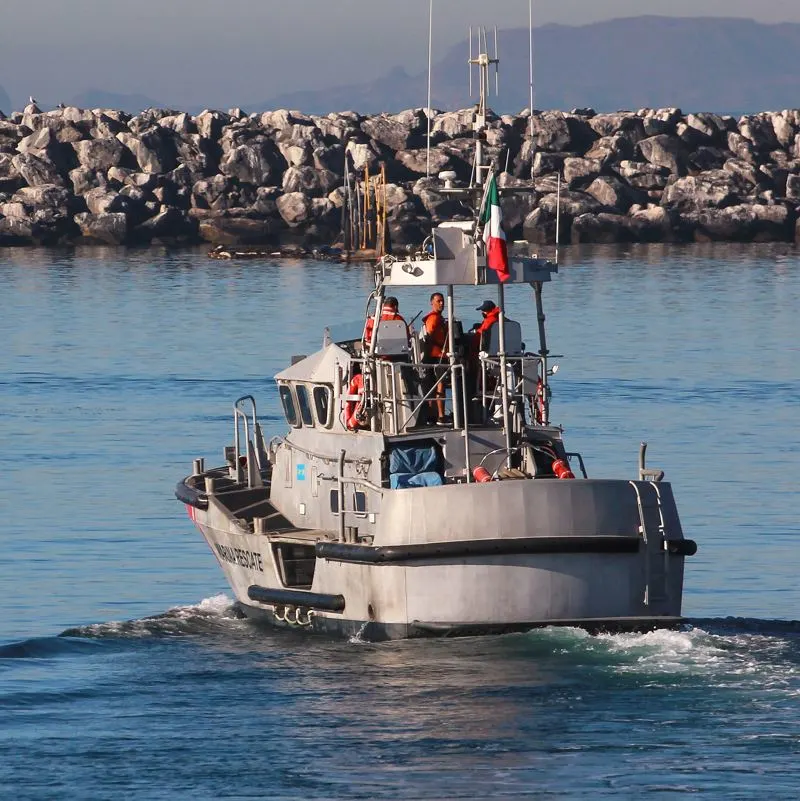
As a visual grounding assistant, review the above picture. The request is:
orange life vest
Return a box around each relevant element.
[364,306,407,345]
[421,311,448,359]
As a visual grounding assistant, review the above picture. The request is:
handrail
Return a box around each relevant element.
[274,436,372,469]
[233,395,260,486]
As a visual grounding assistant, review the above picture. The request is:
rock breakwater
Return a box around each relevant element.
[3,102,800,247]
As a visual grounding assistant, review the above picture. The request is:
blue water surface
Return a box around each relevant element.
[0,244,798,799]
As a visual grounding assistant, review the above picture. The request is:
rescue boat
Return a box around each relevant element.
[175,34,697,640]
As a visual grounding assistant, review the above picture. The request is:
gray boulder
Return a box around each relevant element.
[522,207,564,245]
[771,110,800,148]
[638,135,686,175]
[314,111,363,143]
[563,157,602,189]
[117,131,176,174]
[538,190,607,217]
[532,151,571,177]
[628,206,677,242]
[197,210,280,244]
[219,140,279,185]
[13,184,72,209]
[530,111,596,153]
[73,138,125,171]
[282,165,339,196]
[662,170,753,212]
[585,175,645,212]
[584,135,634,165]
[722,158,761,188]
[361,110,425,152]
[738,114,779,153]
[69,167,106,195]
[641,107,683,136]
[74,212,128,244]
[412,177,467,222]
[684,112,728,144]
[688,147,727,173]
[589,113,645,140]
[396,147,452,176]
[192,175,236,210]
[131,206,197,242]
[616,160,670,190]
[11,153,65,186]
[195,110,231,141]
[277,191,313,226]
[312,144,345,174]
[345,141,382,173]
[571,212,633,243]
[82,187,135,215]
[432,109,473,139]
[727,131,757,164]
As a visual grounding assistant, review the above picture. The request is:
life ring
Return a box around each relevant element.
[344,373,365,430]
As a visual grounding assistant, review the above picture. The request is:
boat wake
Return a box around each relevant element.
[512,617,800,695]
[3,609,799,688]
[61,593,243,639]
[0,594,244,659]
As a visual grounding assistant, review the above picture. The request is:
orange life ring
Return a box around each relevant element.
[344,373,365,430]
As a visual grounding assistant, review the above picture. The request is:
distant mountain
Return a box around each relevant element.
[68,89,165,114]
[254,16,800,116]
[0,84,11,114]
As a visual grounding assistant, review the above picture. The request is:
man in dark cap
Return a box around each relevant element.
[472,300,501,348]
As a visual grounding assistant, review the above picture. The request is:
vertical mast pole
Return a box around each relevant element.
[497,282,512,467]
[529,0,535,179]
[533,281,550,425]
[426,0,434,178]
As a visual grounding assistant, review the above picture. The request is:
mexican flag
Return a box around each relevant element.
[481,173,510,282]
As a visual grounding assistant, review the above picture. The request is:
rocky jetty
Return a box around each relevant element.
[3,102,800,247]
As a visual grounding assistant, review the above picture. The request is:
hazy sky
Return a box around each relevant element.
[2,0,800,110]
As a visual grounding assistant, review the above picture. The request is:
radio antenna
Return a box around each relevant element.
[529,0,536,179]
[468,26,500,185]
[426,0,434,178]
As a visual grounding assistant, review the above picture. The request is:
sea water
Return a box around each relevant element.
[1,244,798,799]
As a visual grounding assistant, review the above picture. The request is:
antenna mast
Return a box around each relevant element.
[426,0,434,178]
[468,26,499,186]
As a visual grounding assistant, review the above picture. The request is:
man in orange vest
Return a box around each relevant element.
[472,299,501,348]
[465,300,501,423]
[363,296,409,346]
[420,292,448,425]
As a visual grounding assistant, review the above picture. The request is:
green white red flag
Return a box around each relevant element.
[480,173,510,282]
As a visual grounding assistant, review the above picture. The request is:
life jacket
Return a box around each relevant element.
[364,306,408,345]
[469,306,502,358]
[421,311,448,359]
[475,306,501,336]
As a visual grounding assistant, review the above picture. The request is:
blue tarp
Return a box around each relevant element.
[389,441,443,490]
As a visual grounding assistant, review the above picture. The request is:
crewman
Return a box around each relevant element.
[472,300,501,349]
[363,296,408,345]
[465,300,501,423]
[420,292,448,424]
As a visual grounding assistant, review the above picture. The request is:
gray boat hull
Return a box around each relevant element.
[183,476,692,640]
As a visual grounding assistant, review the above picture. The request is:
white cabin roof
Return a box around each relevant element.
[274,344,349,384]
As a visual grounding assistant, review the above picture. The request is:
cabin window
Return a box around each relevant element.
[353,491,367,517]
[296,384,314,427]
[279,385,299,427]
[313,384,333,428]
[329,489,339,514]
